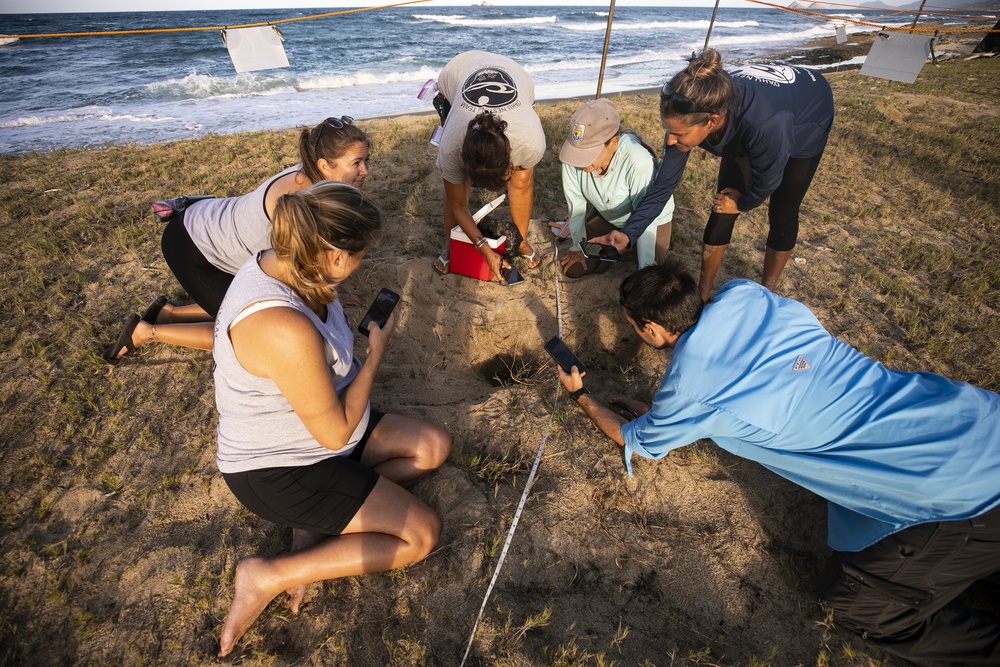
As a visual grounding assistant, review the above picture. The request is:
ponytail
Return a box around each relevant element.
[660,48,733,125]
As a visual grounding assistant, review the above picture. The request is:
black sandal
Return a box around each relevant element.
[140,295,168,324]
[104,313,141,363]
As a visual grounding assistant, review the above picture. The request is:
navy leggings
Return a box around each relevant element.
[160,212,234,319]
[703,152,823,251]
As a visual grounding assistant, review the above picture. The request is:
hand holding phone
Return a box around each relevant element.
[358,288,400,337]
[544,336,586,375]
[500,264,524,286]
[580,241,622,263]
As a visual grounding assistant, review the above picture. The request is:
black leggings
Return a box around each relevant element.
[160,213,234,319]
[703,153,823,251]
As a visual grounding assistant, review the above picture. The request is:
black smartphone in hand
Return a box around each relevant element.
[544,336,586,374]
[358,288,400,336]
[501,265,524,286]
[580,241,622,262]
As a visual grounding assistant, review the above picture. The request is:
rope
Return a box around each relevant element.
[459,235,565,666]
[0,0,430,39]
[781,0,997,20]
[746,0,1000,33]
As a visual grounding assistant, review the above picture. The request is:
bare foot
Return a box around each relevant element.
[218,557,279,658]
[285,529,326,613]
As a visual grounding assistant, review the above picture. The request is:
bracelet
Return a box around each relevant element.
[474,236,489,250]
[150,324,156,340]
[569,387,590,402]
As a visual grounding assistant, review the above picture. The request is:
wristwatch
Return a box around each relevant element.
[569,387,590,402]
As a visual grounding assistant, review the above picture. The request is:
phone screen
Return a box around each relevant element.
[580,241,622,262]
[501,265,524,286]
[358,288,400,336]
[544,336,586,374]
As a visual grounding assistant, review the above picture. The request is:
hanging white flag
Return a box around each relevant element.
[223,26,289,73]
[860,32,933,84]
[836,25,847,44]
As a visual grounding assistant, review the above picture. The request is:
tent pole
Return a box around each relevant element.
[704,0,722,50]
[596,0,617,98]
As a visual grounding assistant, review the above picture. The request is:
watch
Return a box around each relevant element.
[569,387,590,402]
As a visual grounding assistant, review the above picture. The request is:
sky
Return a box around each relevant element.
[0,0,810,14]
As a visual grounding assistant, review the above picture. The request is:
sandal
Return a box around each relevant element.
[519,249,541,269]
[104,313,141,363]
[140,295,168,324]
[432,254,450,275]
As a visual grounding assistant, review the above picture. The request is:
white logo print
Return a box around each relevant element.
[792,355,812,371]
[732,64,798,87]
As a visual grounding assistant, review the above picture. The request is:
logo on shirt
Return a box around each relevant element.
[732,64,798,87]
[792,355,812,371]
[571,123,586,144]
[462,67,519,109]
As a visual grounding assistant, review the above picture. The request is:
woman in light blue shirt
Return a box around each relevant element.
[557,99,673,279]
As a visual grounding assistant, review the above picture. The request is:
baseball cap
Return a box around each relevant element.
[559,98,621,168]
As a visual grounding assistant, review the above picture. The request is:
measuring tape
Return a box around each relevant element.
[459,232,565,666]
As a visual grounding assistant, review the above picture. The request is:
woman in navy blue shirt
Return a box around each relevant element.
[595,49,834,301]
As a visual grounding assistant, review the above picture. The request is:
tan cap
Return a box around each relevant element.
[559,98,620,168]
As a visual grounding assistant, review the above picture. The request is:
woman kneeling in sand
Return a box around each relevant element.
[212,181,451,657]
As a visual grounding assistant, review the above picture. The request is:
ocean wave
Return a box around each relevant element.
[0,108,170,129]
[411,14,556,27]
[298,66,439,92]
[142,72,297,101]
[706,25,833,47]
[562,19,760,32]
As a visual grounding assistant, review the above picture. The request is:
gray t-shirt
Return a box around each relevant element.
[435,51,546,184]
[183,165,299,275]
[213,253,368,474]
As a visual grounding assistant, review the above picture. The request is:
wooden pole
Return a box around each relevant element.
[596,0,617,98]
[704,0,722,50]
[909,0,927,29]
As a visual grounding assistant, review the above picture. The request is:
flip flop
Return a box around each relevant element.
[104,313,141,363]
[140,295,168,324]
[432,254,450,276]
[519,249,541,269]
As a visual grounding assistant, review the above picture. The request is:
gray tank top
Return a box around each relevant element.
[184,165,300,275]
[213,253,369,474]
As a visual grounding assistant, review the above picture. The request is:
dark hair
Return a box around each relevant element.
[659,49,733,126]
[298,120,371,185]
[271,181,382,311]
[619,263,703,335]
[461,113,511,191]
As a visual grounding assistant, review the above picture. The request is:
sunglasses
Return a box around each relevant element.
[660,81,712,116]
[311,115,356,144]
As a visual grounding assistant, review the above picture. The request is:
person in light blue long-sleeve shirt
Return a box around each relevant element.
[556,263,1000,666]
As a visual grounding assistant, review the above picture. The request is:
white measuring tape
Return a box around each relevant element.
[459,233,565,666]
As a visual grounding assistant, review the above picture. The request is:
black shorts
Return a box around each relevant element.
[222,409,384,536]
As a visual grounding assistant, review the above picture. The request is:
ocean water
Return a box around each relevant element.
[0,6,919,155]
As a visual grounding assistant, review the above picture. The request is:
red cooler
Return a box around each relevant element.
[449,226,506,281]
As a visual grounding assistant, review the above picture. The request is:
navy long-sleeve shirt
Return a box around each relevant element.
[621,64,834,245]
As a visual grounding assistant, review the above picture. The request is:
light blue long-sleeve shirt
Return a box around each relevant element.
[621,280,1000,552]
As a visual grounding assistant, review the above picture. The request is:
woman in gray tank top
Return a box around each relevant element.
[213,181,451,658]
[105,117,371,362]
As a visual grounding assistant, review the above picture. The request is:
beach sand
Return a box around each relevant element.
[0,31,997,666]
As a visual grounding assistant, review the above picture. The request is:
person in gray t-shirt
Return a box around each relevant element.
[432,51,546,282]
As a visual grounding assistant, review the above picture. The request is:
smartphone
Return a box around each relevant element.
[501,264,524,286]
[358,288,400,337]
[544,336,586,375]
[580,241,622,262]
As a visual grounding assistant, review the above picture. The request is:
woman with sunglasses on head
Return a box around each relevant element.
[591,49,834,302]
[431,51,546,282]
[214,181,451,657]
[105,116,371,361]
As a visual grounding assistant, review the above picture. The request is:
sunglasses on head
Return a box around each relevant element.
[660,81,712,116]
[311,115,356,143]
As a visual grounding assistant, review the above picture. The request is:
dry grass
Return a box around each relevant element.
[0,54,998,666]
